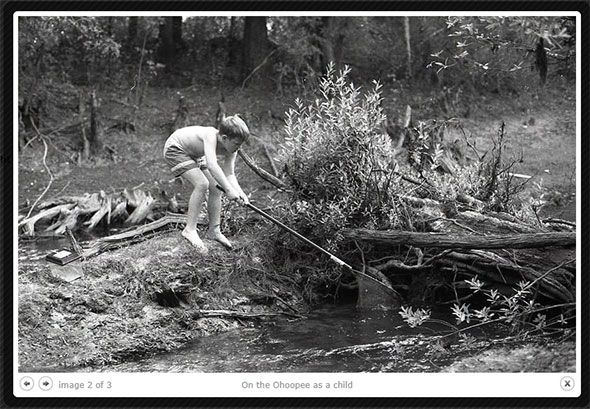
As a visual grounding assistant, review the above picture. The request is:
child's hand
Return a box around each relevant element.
[216,185,248,206]
[225,188,241,202]
[231,192,249,206]
[238,193,250,206]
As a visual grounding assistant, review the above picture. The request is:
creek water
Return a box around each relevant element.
[79,304,500,373]
[18,228,116,263]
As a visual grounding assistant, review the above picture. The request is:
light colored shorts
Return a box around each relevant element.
[163,143,207,177]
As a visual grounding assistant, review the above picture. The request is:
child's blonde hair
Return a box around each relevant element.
[220,115,250,143]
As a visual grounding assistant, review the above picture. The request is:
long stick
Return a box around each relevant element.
[245,202,353,270]
[215,185,349,267]
[246,201,399,293]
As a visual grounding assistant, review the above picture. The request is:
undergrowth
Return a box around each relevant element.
[399,272,575,345]
[260,64,541,303]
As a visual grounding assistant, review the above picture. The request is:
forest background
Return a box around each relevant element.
[17,15,576,208]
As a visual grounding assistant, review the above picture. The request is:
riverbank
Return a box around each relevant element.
[18,226,576,373]
[18,229,307,371]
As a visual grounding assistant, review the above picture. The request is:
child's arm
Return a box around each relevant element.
[221,152,249,204]
[202,133,240,200]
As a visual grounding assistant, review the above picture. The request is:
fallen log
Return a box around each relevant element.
[77,192,104,215]
[400,195,440,208]
[19,203,76,236]
[48,207,82,235]
[456,210,539,233]
[19,188,191,238]
[443,251,574,302]
[84,195,114,229]
[543,218,576,229]
[238,149,287,190]
[399,195,541,233]
[98,213,186,243]
[456,193,485,210]
[341,229,575,249]
[125,191,155,224]
[110,201,129,222]
[80,213,187,258]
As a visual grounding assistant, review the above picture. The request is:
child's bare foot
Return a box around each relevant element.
[206,228,233,249]
[181,229,208,254]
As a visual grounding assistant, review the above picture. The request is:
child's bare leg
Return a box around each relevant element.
[203,171,232,249]
[180,168,208,254]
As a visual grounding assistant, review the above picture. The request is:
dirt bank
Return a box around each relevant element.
[18,230,307,371]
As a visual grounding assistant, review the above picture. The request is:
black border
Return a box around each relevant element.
[3,1,589,408]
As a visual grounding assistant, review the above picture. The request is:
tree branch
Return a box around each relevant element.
[26,120,54,219]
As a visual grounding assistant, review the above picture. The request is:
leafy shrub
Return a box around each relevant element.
[400,119,536,219]
[278,64,397,250]
[399,274,575,342]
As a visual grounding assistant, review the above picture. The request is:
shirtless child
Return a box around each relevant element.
[163,115,250,253]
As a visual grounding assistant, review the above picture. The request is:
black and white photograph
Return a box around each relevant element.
[15,11,579,388]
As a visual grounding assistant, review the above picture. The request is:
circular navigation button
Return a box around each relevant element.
[39,376,53,391]
[19,376,34,391]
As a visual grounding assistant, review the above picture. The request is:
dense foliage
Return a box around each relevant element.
[18,15,575,95]
[428,16,576,91]
[259,61,552,303]
[400,272,575,342]
[278,64,396,251]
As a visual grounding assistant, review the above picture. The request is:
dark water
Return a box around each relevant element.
[18,227,123,263]
[81,304,489,373]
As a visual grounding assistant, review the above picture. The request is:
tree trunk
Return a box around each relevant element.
[341,229,576,249]
[89,90,103,156]
[171,16,185,57]
[535,36,548,86]
[157,17,176,66]
[79,92,90,161]
[242,17,270,84]
[227,16,240,66]
[403,17,413,79]
[320,17,336,67]
[318,17,347,70]
[170,94,188,134]
[172,17,183,47]
[18,110,26,151]
[127,17,138,50]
